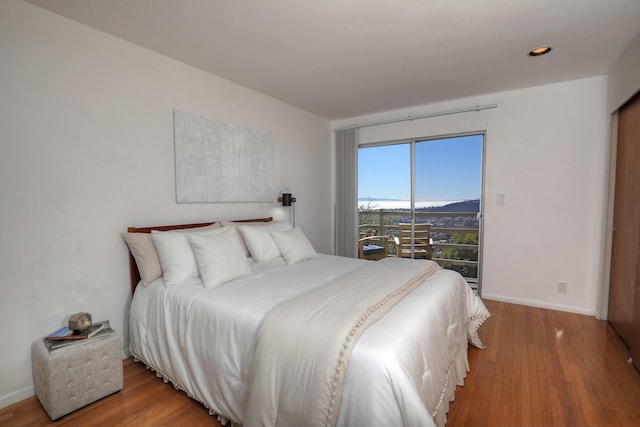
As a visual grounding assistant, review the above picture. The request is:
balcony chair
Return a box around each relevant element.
[358,235,389,261]
[394,223,432,259]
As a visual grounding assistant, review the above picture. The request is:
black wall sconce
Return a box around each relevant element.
[278,193,296,206]
[278,192,296,226]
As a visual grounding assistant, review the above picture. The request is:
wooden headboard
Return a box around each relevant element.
[126,217,273,294]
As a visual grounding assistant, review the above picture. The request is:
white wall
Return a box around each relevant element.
[333,76,609,317]
[0,0,332,408]
[608,31,640,113]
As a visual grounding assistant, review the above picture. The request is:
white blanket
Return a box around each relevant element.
[245,258,441,427]
[129,255,489,427]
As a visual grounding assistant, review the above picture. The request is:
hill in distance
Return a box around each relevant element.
[420,199,480,213]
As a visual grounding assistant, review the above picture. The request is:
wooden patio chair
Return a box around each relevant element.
[394,223,432,259]
[358,235,389,261]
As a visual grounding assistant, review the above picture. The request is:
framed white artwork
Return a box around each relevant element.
[173,109,273,203]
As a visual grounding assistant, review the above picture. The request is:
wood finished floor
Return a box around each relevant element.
[2,299,640,427]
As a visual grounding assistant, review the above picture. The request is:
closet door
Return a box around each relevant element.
[608,92,640,369]
[634,245,640,370]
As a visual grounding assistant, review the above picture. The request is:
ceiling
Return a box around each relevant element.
[26,0,640,120]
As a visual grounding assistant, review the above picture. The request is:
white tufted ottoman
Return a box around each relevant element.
[31,334,123,420]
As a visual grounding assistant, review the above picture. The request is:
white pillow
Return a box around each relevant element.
[238,222,292,262]
[120,232,163,286]
[220,220,271,257]
[270,227,317,265]
[188,227,251,289]
[120,223,220,287]
[151,227,226,286]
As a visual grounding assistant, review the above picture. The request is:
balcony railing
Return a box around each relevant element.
[359,209,480,287]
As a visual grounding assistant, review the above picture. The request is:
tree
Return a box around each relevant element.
[358,200,380,232]
[441,232,478,279]
[358,201,395,235]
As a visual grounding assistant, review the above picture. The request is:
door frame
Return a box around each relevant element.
[598,112,618,320]
[358,130,487,295]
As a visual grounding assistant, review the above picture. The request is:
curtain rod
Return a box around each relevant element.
[333,104,498,131]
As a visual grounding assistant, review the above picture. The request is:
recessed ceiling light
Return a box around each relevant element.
[529,46,553,57]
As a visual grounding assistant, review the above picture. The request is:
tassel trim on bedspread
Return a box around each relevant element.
[465,287,491,349]
[431,343,471,427]
[432,310,491,427]
[467,312,490,349]
[131,352,240,427]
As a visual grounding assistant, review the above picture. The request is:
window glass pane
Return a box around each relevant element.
[358,144,410,210]
[415,135,482,284]
[414,135,482,205]
[358,144,409,253]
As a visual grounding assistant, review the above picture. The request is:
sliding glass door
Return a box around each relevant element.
[358,133,484,292]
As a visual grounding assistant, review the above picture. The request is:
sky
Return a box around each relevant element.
[358,134,483,203]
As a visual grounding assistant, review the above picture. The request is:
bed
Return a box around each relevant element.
[123,218,490,427]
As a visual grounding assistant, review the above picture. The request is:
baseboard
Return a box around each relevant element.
[482,293,596,317]
[0,385,34,410]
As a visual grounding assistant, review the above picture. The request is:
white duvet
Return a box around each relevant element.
[129,254,489,427]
